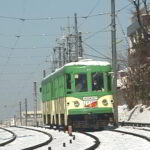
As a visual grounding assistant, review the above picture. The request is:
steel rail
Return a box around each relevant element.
[83,132,100,150]
[110,129,150,142]
[0,127,17,146]
[16,126,53,150]
[118,121,150,127]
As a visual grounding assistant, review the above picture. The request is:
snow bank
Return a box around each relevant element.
[118,104,150,123]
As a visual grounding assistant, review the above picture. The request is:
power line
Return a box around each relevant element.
[83,41,111,59]
[15,50,52,100]
[0,2,132,24]
[116,3,132,14]
[0,45,53,50]
[83,24,111,41]
[83,53,111,60]
[0,33,62,37]
[78,0,101,28]
[0,3,25,80]
[0,31,97,38]
[0,12,111,22]
[116,15,129,47]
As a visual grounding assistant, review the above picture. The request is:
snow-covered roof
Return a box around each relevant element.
[43,59,110,81]
[65,59,110,67]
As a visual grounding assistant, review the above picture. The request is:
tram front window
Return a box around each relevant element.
[75,73,87,92]
[92,72,104,91]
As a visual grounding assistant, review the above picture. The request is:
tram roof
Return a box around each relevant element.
[42,59,111,81]
[65,59,110,66]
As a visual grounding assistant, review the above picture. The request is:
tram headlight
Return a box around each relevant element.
[74,101,80,107]
[102,99,108,106]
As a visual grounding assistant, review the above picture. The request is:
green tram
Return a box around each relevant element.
[41,60,114,129]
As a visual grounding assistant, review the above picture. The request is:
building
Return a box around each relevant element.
[21,110,43,126]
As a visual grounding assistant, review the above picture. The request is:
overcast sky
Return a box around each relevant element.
[0,0,134,121]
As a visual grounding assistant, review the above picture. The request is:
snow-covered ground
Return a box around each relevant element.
[0,126,150,150]
[118,104,150,123]
[0,128,13,144]
[91,129,150,150]
[0,127,49,150]
[0,104,150,150]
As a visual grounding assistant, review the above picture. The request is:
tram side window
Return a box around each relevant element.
[108,74,112,91]
[66,74,71,89]
[92,72,104,91]
[75,73,87,92]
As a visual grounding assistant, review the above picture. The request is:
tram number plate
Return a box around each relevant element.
[84,100,97,108]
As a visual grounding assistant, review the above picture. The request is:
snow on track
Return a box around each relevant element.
[0,127,49,150]
[0,128,14,144]
[87,128,150,150]
[35,127,95,150]
[1,126,150,150]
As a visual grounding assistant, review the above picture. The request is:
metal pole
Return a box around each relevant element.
[67,36,71,62]
[33,82,37,126]
[74,13,79,61]
[58,47,62,67]
[78,32,83,57]
[25,98,27,126]
[14,115,16,126]
[63,47,66,65]
[43,70,46,78]
[111,0,118,126]
[19,101,22,126]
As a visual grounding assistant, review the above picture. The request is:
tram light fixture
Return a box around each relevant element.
[74,101,80,107]
[102,99,108,106]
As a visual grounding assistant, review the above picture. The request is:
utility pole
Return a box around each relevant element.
[19,101,22,126]
[43,70,46,78]
[67,36,72,62]
[33,82,37,126]
[25,98,28,126]
[14,115,16,126]
[53,48,57,71]
[74,13,79,61]
[63,47,66,65]
[58,47,62,67]
[111,0,118,126]
[78,32,83,57]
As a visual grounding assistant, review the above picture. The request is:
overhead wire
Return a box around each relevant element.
[78,0,101,28]
[0,13,110,22]
[0,21,24,79]
[83,53,111,60]
[0,45,53,50]
[0,2,132,23]
[0,33,62,37]
[116,3,132,14]
[83,41,111,60]
[116,15,129,48]
[83,24,111,41]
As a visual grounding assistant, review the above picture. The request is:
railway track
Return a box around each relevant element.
[0,127,17,146]
[119,121,150,127]
[109,127,150,142]
[43,126,101,150]
[16,126,53,150]
[83,132,100,150]
[117,121,150,141]
[0,126,53,149]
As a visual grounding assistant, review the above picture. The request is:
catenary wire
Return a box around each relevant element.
[78,0,101,28]
[83,41,111,59]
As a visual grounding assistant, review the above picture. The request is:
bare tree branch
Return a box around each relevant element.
[142,0,149,15]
